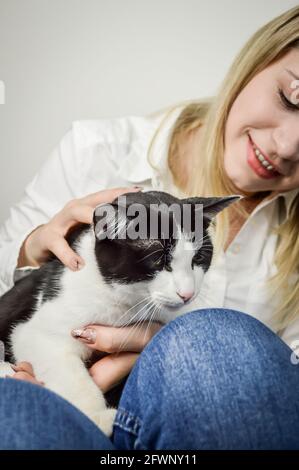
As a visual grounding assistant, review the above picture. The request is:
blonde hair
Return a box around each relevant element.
[147,6,299,332]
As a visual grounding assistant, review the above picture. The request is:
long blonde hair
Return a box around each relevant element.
[147,6,299,331]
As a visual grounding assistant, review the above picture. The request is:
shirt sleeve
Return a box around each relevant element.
[0,127,83,296]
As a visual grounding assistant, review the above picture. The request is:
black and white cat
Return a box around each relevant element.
[0,190,240,435]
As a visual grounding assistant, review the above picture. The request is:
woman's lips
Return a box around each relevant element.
[247,136,281,180]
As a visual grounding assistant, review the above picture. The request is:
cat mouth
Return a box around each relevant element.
[154,298,191,309]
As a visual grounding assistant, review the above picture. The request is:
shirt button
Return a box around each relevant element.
[231,243,241,254]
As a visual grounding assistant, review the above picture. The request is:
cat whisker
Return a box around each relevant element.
[115,310,153,350]
[153,292,173,303]
[114,299,153,329]
[111,295,153,327]
[141,302,162,346]
[156,240,164,249]
[117,301,156,352]
[193,234,212,246]
[137,248,164,263]
[117,297,155,329]
[193,237,212,246]
[155,252,165,265]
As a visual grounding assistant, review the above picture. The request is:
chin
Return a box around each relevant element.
[226,171,253,193]
[227,170,271,194]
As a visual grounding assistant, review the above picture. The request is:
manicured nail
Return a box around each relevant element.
[71,328,96,344]
[70,259,78,271]
[70,259,85,271]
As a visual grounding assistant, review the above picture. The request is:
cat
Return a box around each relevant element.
[0,190,240,436]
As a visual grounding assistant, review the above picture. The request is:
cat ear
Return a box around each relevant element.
[200,195,242,221]
[182,195,242,222]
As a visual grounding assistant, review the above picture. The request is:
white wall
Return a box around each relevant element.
[0,0,297,223]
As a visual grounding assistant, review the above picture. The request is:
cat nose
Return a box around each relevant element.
[176,291,194,302]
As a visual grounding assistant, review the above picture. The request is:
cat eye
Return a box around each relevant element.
[165,265,172,272]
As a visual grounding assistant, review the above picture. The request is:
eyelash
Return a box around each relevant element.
[277,87,299,112]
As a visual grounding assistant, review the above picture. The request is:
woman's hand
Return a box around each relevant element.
[71,322,163,393]
[17,186,143,270]
[10,322,163,392]
[9,362,45,386]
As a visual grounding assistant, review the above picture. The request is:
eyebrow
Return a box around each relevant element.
[285,68,299,80]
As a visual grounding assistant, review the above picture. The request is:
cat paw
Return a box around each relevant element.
[95,408,117,437]
[0,362,15,378]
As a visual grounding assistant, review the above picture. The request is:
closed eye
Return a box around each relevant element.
[137,247,164,263]
[277,87,299,112]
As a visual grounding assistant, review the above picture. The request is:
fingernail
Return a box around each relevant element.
[70,259,85,271]
[70,259,78,271]
[77,261,85,270]
[71,328,96,344]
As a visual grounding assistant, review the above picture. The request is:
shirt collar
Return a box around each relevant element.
[280,187,299,218]
[261,187,299,219]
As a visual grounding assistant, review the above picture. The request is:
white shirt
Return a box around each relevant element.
[0,106,298,348]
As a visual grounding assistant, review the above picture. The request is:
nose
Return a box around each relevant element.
[176,291,194,302]
[273,124,299,162]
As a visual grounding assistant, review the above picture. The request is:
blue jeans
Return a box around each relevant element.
[0,308,299,450]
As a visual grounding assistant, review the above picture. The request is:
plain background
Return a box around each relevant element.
[0,0,298,224]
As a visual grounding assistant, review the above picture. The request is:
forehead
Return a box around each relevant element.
[261,48,299,79]
[278,48,299,71]
[168,233,195,272]
[132,204,190,239]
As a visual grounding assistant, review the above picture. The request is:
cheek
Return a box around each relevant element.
[223,103,250,183]
[223,80,270,175]
[149,270,174,294]
[223,135,248,185]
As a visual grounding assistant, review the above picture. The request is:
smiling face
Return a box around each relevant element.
[224,48,299,195]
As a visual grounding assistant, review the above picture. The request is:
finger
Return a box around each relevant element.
[12,371,44,386]
[79,186,143,208]
[71,322,163,353]
[89,352,139,393]
[55,203,94,227]
[46,232,84,271]
[54,187,142,228]
[13,361,34,375]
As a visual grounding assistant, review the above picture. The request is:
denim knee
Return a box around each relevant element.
[113,308,299,449]
[0,378,115,450]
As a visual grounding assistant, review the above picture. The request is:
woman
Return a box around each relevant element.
[1,6,299,449]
